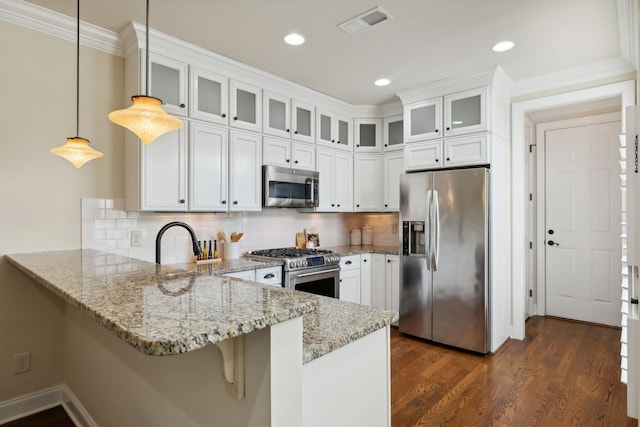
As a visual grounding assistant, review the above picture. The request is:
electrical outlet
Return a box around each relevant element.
[130,229,143,247]
[14,352,31,374]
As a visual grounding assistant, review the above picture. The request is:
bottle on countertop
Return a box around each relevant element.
[362,224,373,245]
[214,239,219,259]
[203,241,208,260]
[208,240,213,259]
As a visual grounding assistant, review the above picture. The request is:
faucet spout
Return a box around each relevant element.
[155,221,202,264]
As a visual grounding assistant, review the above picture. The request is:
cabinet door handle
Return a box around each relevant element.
[331,139,335,143]
[356,204,360,207]
[179,199,185,204]
[357,144,360,147]
[233,201,238,205]
[180,103,185,108]
[222,200,227,204]
[446,157,450,161]
[221,113,227,118]
[387,259,391,263]
[233,116,238,120]
[294,130,299,134]
[446,127,450,131]
[263,273,275,279]
[435,158,439,162]
[345,260,352,265]
[286,129,290,132]
[286,159,290,163]
[385,204,388,207]
[294,160,299,164]
[384,144,388,147]
[363,259,367,262]
[331,204,335,207]
[337,204,341,207]
[435,129,439,133]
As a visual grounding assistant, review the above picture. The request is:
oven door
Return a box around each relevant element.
[286,265,340,298]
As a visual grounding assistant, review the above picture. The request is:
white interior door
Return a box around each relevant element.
[543,117,621,326]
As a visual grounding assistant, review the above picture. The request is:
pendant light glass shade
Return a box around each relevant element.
[108,0,182,145]
[51,0,103,168]
[51,137,104,168]
[108,95,183,145]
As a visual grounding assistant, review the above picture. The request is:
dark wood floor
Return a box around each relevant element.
[392,316,638,427]
[4,316,637,426]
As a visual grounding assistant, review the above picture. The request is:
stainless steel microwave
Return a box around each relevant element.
[263,165,319,208]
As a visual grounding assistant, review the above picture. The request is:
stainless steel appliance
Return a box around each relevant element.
[245,247,340,298]
[399,167,490,354]
[263,165,319,208]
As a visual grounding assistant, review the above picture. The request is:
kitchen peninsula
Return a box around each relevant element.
[7,249,397,427]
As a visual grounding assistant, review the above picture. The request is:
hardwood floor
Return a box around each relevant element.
[391,316,638,427]
[1,406,73,427]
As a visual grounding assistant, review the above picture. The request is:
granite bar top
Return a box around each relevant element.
[6,249,397,363]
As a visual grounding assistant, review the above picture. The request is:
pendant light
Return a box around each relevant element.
[51,0,103,168]
[108,0,182,145]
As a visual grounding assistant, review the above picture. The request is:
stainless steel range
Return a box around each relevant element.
[246,247,341,298]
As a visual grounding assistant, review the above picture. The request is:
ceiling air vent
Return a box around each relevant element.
[339,7,392,35]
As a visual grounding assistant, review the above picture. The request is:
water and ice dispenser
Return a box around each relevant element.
[402,221,426,256]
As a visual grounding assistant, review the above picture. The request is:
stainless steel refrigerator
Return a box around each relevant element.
[399,167,490,354]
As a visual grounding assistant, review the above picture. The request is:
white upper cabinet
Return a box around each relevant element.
[189,122,228,212]
[442,134,489,168]
[443,87,487,138]
[404,140,443,171]
[383,114,404,152]
[383,151,404,211]
[316,109,352,151]
[403,87,487,142]
[229,80,262,132]
[263,137,316,170]
[355,119,383,152]
[291,99,315,144]
[139,120,188,211]
[263,90,291,138]
[229,130,262,211]
[147,52,188,117]
[189,67,228,125]
[354,154,383,211]
[316,147,353,212]
[403,98,441,142]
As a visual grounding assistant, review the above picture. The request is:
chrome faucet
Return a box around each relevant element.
[155,221,202,264]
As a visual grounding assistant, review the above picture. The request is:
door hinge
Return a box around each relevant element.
[529,241,533,249]
[529,289,533,297]
[529,193,533,201]
[529,144,534,153]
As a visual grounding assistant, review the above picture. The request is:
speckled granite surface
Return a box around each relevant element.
[7,249,397,363]
[325,245,399,256]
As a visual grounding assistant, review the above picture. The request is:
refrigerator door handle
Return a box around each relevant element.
[425,189,432,270]
[432,190,439,271]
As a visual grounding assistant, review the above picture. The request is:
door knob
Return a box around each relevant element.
[547,240,559,246]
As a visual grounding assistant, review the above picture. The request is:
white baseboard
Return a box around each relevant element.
[0,384,96,426]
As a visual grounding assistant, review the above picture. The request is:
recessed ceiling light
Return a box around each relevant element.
[284,33,305,46]
[492,40,514,52]
[374,78,391,86]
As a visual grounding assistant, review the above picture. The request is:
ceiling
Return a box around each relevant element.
[23,0,624,106]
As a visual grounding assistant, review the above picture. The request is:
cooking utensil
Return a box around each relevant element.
[217,230,228,243]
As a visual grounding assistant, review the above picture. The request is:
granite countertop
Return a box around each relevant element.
[6,249,397,363]
[324,245,399,257]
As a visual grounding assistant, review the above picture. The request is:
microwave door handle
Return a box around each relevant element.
[305,178,314,207]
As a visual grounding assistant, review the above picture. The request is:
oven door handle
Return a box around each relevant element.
[295,268,341,278]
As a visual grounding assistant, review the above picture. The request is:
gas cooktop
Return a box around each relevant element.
[246,247,340,271]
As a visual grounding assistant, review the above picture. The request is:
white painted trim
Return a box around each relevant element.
[0,0,122,56]
[61,384,98,427]
[512,58,636,98]
[511,80,635,340]
[535,112,622,318]
[0,384,96,426]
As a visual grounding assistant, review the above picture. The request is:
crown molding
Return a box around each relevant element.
[0,0,122,57]
[511,57,636,98]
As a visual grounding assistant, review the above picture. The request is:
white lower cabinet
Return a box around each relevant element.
[360,253,372,306]
[340,255,361,303]
[370,253,399,320]
[256,266,283,287]
[386,255,400,321]
[224,269,256,281]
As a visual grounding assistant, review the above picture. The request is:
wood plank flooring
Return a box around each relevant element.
[392,316,638,426]
[1,406,73,427]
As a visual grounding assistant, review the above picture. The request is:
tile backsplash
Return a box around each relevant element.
[81,199,399,264]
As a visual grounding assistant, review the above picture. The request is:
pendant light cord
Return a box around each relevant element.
[76,0,80,137]
[145,0,149,95]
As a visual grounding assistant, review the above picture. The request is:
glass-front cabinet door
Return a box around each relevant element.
[443,87,486,137]
[229,80,261,132]
[335,115,352,151]
[263,91,291,138]
[383,115,404,151]
[291,99,315,144]
[316,109,352,152]
[355,119,382,152]
[403,98,441,142]
[190,67,228,125]
[148,52,188,117]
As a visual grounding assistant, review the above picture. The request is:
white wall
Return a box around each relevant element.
[0,20,124,402]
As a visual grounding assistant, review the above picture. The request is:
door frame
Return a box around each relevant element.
[511,80,634,340]
[535,112,622,317]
